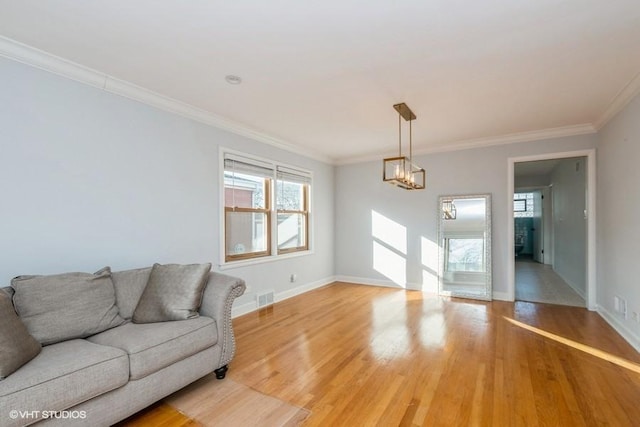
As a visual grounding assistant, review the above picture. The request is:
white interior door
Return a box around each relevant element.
[532,190,543,263]
[542,186,553,265]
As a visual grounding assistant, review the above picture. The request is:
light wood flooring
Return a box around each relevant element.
[127,282,640,426]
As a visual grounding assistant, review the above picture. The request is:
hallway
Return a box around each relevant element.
[515,257,585,307]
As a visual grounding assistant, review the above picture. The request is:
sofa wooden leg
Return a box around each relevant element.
[214,365,228,379]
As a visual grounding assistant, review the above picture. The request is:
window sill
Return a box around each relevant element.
[218,249,314,271]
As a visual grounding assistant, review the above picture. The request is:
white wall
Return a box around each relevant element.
[514,174,550,188]
[597,91,640,349]
[6,48,639,345]
[0,57,335,313]
[335,134,596,299]
[549,157,587,297]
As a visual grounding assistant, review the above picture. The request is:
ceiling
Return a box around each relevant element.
[514,159,561,178]
[1,1,640,164]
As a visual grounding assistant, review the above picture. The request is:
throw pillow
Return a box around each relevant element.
[0,290,41,379]
[111,267,152,320]
[132,263,211,323]
[11,267,124,345]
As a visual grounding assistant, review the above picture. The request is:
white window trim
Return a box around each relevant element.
[218,147,314,269]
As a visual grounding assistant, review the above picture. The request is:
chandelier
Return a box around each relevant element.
[442,200,457,220]
[382,103,426,190]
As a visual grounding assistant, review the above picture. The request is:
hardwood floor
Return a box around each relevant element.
[231,283,640,426]
[130,282,640,426]
[116,402,202,427]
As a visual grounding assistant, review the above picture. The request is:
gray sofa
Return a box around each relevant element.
[0,266,245,427]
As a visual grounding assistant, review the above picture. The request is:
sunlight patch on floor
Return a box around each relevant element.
[504,316,640,374]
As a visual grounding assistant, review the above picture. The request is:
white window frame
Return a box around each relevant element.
[219,148,313,269]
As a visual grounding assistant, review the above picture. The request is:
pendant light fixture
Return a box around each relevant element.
[382,103,426,190]
[442,199,457,220]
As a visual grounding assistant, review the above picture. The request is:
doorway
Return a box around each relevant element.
[507,150,596,310]
[513,170,585,307]
[513,188,548,264]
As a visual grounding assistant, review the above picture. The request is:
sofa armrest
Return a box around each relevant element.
[199,272,246,368]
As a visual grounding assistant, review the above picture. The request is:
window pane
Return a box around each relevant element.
[277,213,306,250]
[277,181,305,211]
[224,172,267,209]
[446,238,484,272]
[226,211,269,256]
[514,199,527,212]
[514,192,534,218]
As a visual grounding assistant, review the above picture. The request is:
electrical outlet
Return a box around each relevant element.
[614,296,628,319]
[290,273,297,283]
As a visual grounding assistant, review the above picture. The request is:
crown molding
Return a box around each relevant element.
[0,36,107,88]
[593,71,640,130]
[0,36,333,164]
[4,35,636,167]
[102,76,333,163]
[336,123,596,165]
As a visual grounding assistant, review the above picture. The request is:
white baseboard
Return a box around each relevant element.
[231,276,336,318]
[555,270,587,300]
[574,286,587,300]
[337,275,504,300]
[492,291,512,301]
[233,275,514,317]
[278,276,336,301]
[335,275,430,291]
[597,304,640,352]
[336,275,402,288]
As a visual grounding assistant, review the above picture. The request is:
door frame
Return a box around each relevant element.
[531,189,543,264]
[507,149,596,310]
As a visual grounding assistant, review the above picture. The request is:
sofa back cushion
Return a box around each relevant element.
[0,289,41,379]
[132,263,211,323]
[111,267,152,320]
[11,268,124,345]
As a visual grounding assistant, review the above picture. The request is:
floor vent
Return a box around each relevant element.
[257,291,275,308]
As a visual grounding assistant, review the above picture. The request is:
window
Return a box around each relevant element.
[276,166,310,254]
[514,192,534,218]
[223,152,311,263]
[224,156,273,261]
[513,199,527,212]
[444,238,485,272]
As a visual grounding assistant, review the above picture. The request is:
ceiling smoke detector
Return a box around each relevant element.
[225,75,242,85]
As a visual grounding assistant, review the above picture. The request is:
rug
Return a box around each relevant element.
[164,374,310,427]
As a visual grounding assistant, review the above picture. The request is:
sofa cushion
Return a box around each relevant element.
[132,263,211,323]
[0,339,128,424]
[11,268,124,345]
[111,267,152,320]
[87,316,217,380]
[1,286,14,298]
[0,290,41,379]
